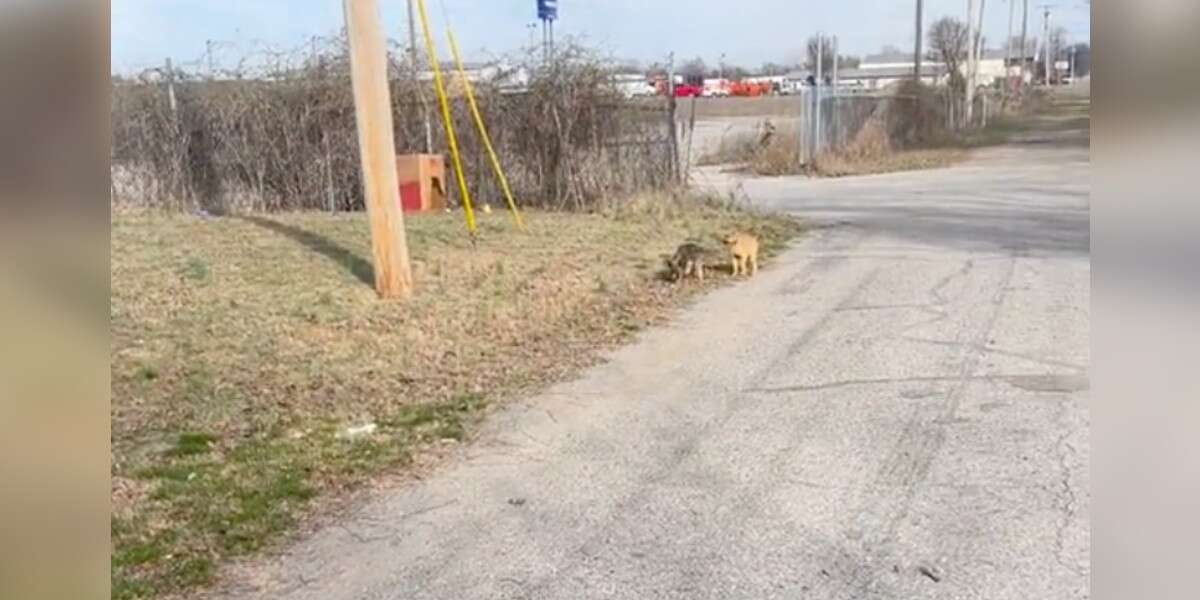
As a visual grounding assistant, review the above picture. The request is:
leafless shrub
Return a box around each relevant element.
[879,80,953,147]
[111,39,673,213]
[696,130,760,166]
[751,124,803,176]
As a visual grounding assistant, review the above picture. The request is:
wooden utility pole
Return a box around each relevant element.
[343,0,413,299]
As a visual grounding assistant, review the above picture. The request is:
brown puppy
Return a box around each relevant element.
[666,242,708,283]
[722,232,759,277]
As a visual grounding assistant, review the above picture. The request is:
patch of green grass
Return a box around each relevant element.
[433,420,466,441]
[179,256,209,282]
[169,558,216,588]
[166,432,219,457]
[134,365,159,381]
[137,462,207,484]
[113,539,168,568]
[385,404,440,428]
[113,394,496,596]
[111,576,153,600]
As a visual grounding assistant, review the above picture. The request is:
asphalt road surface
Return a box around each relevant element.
[226,103,1089,599]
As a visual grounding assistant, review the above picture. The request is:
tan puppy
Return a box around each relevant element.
[722,232,759,277]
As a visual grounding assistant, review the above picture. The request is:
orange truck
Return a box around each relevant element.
[728,80,772,97]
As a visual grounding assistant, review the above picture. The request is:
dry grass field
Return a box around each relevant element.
[110,199,802,598]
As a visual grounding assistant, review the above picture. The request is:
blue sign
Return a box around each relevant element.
[537,0,557,21]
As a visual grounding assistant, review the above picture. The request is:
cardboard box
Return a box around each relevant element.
[395,153,447,212]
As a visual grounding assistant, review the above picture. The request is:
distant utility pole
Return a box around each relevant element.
[974,0,988,100]
[164,57,177,114]
[832,35,839,92]
[343,0,414,299]
[1006,0,1015,81]
[406,0,433,152]
[965,0,977,125]
[814,33,823,155]
[1042,6,1052,84]
[1020,0,1029,88]
[1068,44,1075,82]
[832,35,841,147]
[666,52,675,96]
[666,52,679,182]
[913,0,923,81]
[206,40,215,76]
[406,0,418,65]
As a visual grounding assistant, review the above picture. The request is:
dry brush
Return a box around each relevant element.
[111,42,674,213]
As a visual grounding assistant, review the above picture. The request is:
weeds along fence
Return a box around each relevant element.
[688,80,955,177]
[111,43,674,213]
[805,80,953,161]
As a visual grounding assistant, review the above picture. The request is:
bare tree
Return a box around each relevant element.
[1045,26,1070,83]
[804,37,858,78]
[928,16,969,127]
[1007,35,1038,57]
[1049,27,1069,60]
[717,65,750,80]
[928,17,968,93]
[679,56,707,80]
[760,62,792,76]
[805,35,834,76]
[1068,42,1090,77]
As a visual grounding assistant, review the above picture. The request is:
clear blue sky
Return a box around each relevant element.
[111,1,1091,74]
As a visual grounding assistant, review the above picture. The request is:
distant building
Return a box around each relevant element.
[857,51,947,88]
[838,65,948,90]
[417,62,531,93]
[613,73,656,98]
[860,51,929,72]
[848,49,1036,90]
[975,49,1012,87]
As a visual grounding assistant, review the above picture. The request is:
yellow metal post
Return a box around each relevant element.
[414,0,476,236]
[446,28,525,231]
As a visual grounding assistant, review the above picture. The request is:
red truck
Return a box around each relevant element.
[655,75,704,97]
